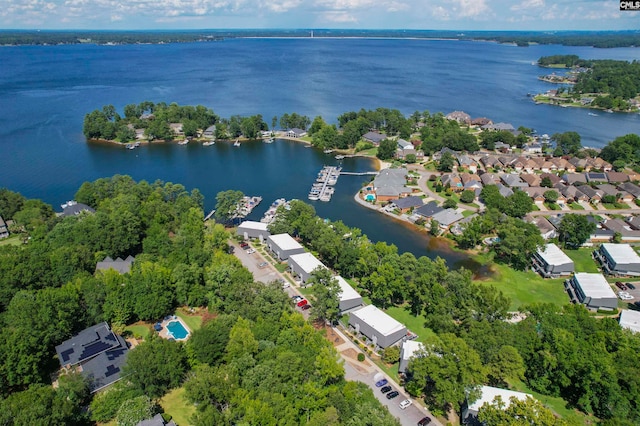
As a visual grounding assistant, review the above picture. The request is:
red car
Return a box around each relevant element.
[296,299,308,307]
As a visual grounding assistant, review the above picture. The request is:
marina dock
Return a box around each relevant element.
[260,198,291,224]
[308,166,341,202]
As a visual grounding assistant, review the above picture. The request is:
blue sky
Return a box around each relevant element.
[1,0,637,30]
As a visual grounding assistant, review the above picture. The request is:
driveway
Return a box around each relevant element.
[231,240,281,284]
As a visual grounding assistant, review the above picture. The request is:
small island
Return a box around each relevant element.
[533,55,640,112]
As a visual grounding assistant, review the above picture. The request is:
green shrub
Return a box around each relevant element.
[357,353,365,362]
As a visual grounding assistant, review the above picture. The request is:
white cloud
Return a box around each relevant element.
[453,0,490,18]
[511,0,545,12]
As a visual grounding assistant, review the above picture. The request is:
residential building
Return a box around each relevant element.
[532,243,574,278]
[267,233,306,260]
[442,173,463,191]
[137,414,177,426]
[397,138,413,151]
[619,309,640,333]
[523,142,542,154]
[594,243,640,276]
[446,110,471,124]
[55,322,129,393]
[95,256,135,274]
[586,172,608,183]
[480,173,500,186]
[362,131,387,145]
[562,173,588,185]
[60,200,95,217]
[496,184,514,198]
[0,215,8,239]
[288,252,327,283]
[600,219,640,241]
[431,209,464,228]
[479,156,502,170]
[456,154,478,173]
[237,221,270,240]
[540,173,562,186]
[415,201,444,219]
[532,216,557,239]
[391,196,424,213]
[566,273,618,310]
[396,148,424,161]
[462,386,533,423]
[520,173,540,187]
[606,172,629,183]
[348,305,407,348]
[285,128,307,138]
[471,117,492,126]
[559,185,588,202]
[579,186,604,203]
[481,122,516,133]
[336,276,364,313]
[501,174,528,188]
[169,123,183,135]
[372,168,409,201]
[619,182,640,199]
[398,340,425,374]
[203,125,216,138]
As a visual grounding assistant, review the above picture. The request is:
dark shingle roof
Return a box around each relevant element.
[60,201,95,217]
[392,196,424,210]
[415,201,444,218]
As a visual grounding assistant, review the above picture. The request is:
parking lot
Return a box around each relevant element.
[614,280,640,307]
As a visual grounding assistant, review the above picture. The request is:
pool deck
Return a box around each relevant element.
[158,316,191,341]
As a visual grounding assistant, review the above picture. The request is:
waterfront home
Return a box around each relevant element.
[336,276,364,313]
[203,125,216,138]
[169,123,184,135]
[415,201,444,219]
[267,233,305,261]
[237,220,270,240]
[140,112,155,120]
[55,322,129,393]
[285,128,307,138]
[431,209,464,229]
[606,171,630,184]
[481,122,516,133]
[594,243,640,276]
[471,117,492,126]
[520,173,541,187]
[562,173,587,185]
[565,273,618,311]
[0,215,8,239]
[462,386,534,423]
[372,168,410,201]
[348,305,407,349]
[60,200,95,217]
[288,252,327,284]
[390,196,424,213]
[450,214,478,236]
[398,340,425,374]
[362,131,387,145]
[532,243,574,278]
[95,256,135,274]
[134,129,146,140]
[601,219,640,242]
[619,182,640,199]
[446,110,472,124]
[396,148,424,161]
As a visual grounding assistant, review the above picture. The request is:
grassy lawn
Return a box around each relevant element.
[373,358,400,381]
[0,235,22,246]
[358,147,378,156]
[569,202,585,210]
[511,381,592,425]
[474,260,567,310]
[159,387,196,426]
[383,305,439,344]
[124,324,151,339]
[563,248,599,273]
[274,263,288,273]
[175,309,203,331]
[461,210,475,218]
[602,202,629,210]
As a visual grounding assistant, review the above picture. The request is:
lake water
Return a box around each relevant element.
[0,38,638,265]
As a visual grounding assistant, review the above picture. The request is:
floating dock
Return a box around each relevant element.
[308,166,341,202]
[260,198,290,223]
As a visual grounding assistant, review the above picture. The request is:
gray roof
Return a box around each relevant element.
[431,208,464,226]
[496,184,514,197]
[137,414,177,426]
[601,243,640,264]
[55,322,129,392]
[562,173,587,184]
[397,139,413,150]
[596,184,621,197]
[619,182,640,198]
[501,174,528,188]
[586,172,607,182]
[482,122,515,132]
[579,186,603,199]
[362,131,387,143]
[537,243,573,267]
[415,201,444,218]
[392,196,424,209]
[289,127,306,134]
[61,201,95,217]
[96,255,135,274]
[573,273,617,300]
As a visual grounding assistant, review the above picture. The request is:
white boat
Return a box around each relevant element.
[335,155,345,160]
[203,141,215,146]
[264,138,274,143]
[308,193,320,201]
[233,139,241,147]
[178,139,189,145]
[126,143,135,150]
[588,112,598,117]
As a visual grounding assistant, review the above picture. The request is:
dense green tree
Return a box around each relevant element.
[478,396,569,426]
[438,151,455,172]
[115,395,157,426]
[307,267,341,324]
[558,214,596,249]
[493,218,543,270]
[442,198,457,209]
[0,384,87,426]
[122,337,188,398]
[382,345,400,364]
[460,190,475,203]
[308,116,326,135]
[543,190,559,203]
[540,176,553,188]
[552,131,582,155]
[0,188,26,220]
[89,382,143,424]
[312,124,338,149]
[376,139,397,160]
[187,315,235,366]
[214,190,244,223]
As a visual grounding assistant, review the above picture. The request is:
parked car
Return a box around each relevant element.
[380,386,392,394]
[386,391,399,400]
[301,304,311,310]
[616,281,628,291]
[240,241,249,247]
[296,299,308,307]
[292,295,303,302]
[628,283,636,290]
[399,399,412,409]
[282,282,290,289]
[619,291,634,300]
[258,262,268,268]
[375,379,388,387]
[417,417,432,425]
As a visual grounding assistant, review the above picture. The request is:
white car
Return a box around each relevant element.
[618,292,634,300]
[246,248,255,254]
[399,399,412,410]
[282,282,290,289]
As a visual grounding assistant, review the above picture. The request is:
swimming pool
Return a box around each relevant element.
[166,320,189,340]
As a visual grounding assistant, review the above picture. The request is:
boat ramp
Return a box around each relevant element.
[308,166,341,202]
